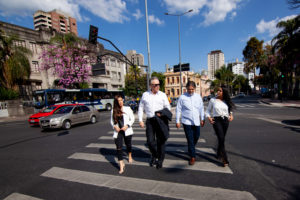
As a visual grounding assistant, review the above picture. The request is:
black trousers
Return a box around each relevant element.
[213,117,229,163]
[114,130,132,161]
[146,118,166,164]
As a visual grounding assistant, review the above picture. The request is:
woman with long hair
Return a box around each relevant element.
[111,95,135,174]
[206,87,235,167]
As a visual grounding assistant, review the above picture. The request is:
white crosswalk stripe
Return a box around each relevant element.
[99,135,206,143]
[3,193,43,200]
[41,167,256,200]
[68,152,233,174]
[86,143,216,154]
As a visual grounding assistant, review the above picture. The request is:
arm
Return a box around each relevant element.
[206,99,215,124]
[176,96,182,128]
[138,93,145,128]
[199,96,205,127]
[111,110,120,132]
[121,107,135,131]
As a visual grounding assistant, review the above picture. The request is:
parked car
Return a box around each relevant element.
[39,105,98,130]
[124,100,138,113]
[237,92,245,98]
[28,104,77,126]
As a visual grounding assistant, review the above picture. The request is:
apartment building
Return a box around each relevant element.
[208,50,225,80]
[0,20,125,99]
[125,50,147,74]
[33,9,78,36]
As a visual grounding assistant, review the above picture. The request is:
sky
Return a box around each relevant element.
[0,0,298,73]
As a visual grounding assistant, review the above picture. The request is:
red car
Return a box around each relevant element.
[28,104,79,126]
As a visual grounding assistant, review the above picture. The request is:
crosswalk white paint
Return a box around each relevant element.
[86,143,216,154]
[68,152,233,174]
[41,167,256,200]
[3,193,43,200]
[99,136,206,143]
[107,130,186,135]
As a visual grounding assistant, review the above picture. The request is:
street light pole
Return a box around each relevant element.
[165,9,193,95]
[145,0,151,91]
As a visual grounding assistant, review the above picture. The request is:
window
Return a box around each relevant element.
[172,77,174,84]
[167,78,169,84]
[177,77,179,84]
[14,40,26,48]
[31,61,39,72]
[29,42,37,53]
[81,106,90,112]
[106,70,110,75]
[118,72,121,80]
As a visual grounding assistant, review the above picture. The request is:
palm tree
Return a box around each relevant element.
[215,65,234,93]
[0,29,32,91]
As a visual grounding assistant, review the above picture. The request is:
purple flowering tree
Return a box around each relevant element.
[39,44,94,88]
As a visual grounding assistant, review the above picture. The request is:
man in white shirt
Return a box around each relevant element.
[138,77,171,169]
[176,81,205,165]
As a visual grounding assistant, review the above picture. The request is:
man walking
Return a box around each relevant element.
[138,77,171,169]
[176,81,205,165]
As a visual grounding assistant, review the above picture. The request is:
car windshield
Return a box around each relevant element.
[41,106,58,113]
[54,106,74,114]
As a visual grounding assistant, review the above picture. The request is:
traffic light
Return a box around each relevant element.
[89,25,98,45]
[281,74,284,78]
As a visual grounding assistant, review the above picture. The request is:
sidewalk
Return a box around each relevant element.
[260,98,300,108]
[0,114,31,124]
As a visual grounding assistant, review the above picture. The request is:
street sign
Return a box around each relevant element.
[92,63,106,75]
[173,63,190,72]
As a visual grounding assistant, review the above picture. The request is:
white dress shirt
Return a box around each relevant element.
[138,90,171,122]
[205,98,230,118]
[176,92,205,126]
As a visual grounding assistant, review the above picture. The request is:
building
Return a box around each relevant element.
[208,50,225,80]
[0,20,125,99]
[125,50,147,74]
[231,59,247,78]
[33,9,78,36]
[164,64,210,98]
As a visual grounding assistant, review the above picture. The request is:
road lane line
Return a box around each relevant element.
[41,167,255,200]
[256,117,300,128]
[3,193,43,200]
[99,136,206,143]
[68,152,233,174]
[86,143,216,154]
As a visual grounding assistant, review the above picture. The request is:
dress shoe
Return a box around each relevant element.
[149,156,157,167]
[156,162,163,169]
[189,157,195,165]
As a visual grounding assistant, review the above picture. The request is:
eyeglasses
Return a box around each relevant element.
[151,84,160,87]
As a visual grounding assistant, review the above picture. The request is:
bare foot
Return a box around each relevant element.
[119,161,125,174]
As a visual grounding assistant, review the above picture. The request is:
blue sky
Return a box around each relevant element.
[0,0,298,73]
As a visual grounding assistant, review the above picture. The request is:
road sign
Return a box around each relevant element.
[92,63,106,75]
[174,63,190,72]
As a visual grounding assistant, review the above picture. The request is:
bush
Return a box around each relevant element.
[0,87,19,100]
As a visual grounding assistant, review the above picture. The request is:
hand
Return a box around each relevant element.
[176,123,181,129]
[121,125,128,131]
[229,115,234,122]
[114,126,120,132]
[156,112,161,117]
[200,120,205,127]
[139,121,144,128]
[208,117,215,124]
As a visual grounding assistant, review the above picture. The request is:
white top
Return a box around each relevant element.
[110,106,135,138]
[176,92,205,126]
[205,98,230,118]
[138,90,171,122]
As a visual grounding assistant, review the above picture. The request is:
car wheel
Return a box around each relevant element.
[90,115,96,124]
[62,120,71,130]
[106,104,112,111]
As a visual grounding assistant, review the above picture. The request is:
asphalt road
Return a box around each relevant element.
[0,96,299,200]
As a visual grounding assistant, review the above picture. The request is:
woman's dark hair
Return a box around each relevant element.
[186,81,196,88]
[220,87,235,113]
[113,95,123,124]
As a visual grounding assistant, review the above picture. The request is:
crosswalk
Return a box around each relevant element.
[4,121,257,200]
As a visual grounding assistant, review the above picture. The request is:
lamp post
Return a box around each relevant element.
[145,0,151,91]
[165,9,193,95]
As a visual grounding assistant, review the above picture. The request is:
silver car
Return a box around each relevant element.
[40,105,98,130]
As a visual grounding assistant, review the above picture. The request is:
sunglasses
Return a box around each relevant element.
[151,84,160,87]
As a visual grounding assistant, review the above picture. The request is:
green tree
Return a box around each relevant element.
[243,37,264,74]
[151,71,166,92]
[215,65,234,92]
[0,29,32,91]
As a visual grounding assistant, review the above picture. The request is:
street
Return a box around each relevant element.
[0,96,299,200]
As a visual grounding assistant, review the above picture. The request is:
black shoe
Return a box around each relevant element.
[149,156,157,167]
[156,162,162,169]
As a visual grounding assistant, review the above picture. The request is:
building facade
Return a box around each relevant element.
[33,10,78,36]
[125,50,147,74]
[208,50,225,80]
[164,65,210,98]
[0,20,125,99]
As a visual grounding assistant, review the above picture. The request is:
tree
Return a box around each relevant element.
[39,33,95,88]
[215,65,234,91]
[0,29,32,91]
[243,37,264,73]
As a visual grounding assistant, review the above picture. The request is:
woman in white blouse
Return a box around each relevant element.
[111,95,135,174]
[206,87,235,167]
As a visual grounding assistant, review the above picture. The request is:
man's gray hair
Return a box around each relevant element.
[150,76,160,84]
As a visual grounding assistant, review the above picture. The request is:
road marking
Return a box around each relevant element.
[86,143,216,154]
[107,130,186,135]
[256,117,300,128]
[68,152,233,174]
[3,193,43,200]
[99,136,206,143]
[41,167,255,200]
